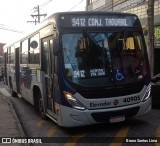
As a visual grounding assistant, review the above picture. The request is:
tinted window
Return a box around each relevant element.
[62,31,146,87]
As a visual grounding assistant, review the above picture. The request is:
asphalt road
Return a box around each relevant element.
[9,97,160,146]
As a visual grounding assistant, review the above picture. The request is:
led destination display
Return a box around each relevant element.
[60,14,140,27]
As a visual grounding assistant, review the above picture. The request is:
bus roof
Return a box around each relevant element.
[4,11,140,49]
[47,11,138,18]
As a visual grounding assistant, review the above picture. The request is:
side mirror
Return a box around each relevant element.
[53,38,59,55]
[30,40,38,49]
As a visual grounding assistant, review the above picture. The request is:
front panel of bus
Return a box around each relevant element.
[55,13,151,127]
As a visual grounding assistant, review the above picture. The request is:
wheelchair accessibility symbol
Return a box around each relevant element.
[114,69,125,81]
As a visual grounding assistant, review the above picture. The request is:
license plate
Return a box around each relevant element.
[109,116,125,123]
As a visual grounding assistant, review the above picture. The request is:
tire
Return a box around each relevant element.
[9,81,17,97]
[35,92,47,120]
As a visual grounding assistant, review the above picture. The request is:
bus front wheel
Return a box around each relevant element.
[35,92,47,120]
[9,79,17,97]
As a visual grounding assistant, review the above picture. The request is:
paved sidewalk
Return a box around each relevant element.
[0,83,28,146]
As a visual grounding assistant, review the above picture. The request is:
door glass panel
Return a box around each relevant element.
[43,41,49,74]
[43,38,54,111]
[46,77,52,109]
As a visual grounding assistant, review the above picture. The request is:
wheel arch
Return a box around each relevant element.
[9,76,17,97]
[33,85,41,108]
[32,84,47,119]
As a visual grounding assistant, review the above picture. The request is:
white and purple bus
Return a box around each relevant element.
[4,11,151,127]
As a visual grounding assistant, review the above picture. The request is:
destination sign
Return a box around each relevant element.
[60,15,139,27]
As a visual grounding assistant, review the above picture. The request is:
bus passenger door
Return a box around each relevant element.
[42,37,56,118]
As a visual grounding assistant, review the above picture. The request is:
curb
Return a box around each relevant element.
[0,90,30,146]
[0,86,27,137]
[7,96,26,137]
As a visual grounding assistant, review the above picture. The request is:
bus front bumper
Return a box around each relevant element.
[59,97,151,127]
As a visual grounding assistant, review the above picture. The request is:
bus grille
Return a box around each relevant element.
[91,106,140,123]
[79,84,144,99]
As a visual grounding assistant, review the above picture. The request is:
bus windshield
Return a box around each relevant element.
[62,30,146,87]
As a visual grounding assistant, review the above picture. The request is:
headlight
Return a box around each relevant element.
[142,83,151,102]
[63,91,86,110]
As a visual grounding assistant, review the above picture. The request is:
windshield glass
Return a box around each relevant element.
[62,30,146,87]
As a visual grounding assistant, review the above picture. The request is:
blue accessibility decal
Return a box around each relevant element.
[113,69,125,81]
